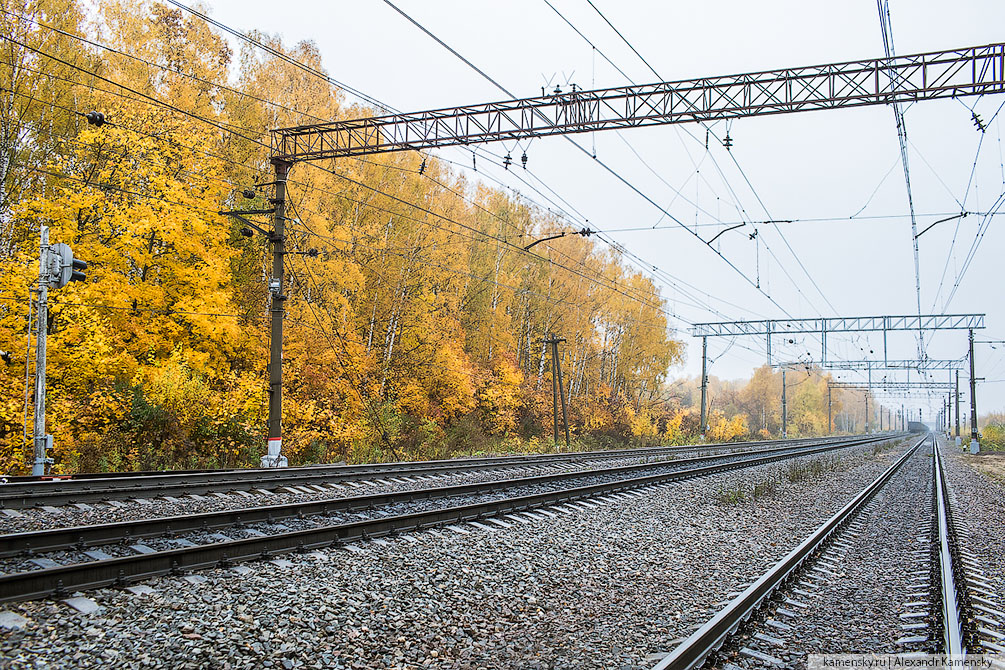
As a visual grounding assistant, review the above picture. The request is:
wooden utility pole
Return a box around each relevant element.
[827,385,832,434]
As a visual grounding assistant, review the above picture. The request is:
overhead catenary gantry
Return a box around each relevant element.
[691,314,984,437]
[774,359,967,371]
[775,357,969,436]
[259,41,1003,465]
[270,43,1005,160]
[691,314,985,365]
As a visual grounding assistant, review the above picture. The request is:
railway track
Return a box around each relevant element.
[0,435,838,485]
[0,435,854,509]
[652,433,1005,668]
[0,433,899,603]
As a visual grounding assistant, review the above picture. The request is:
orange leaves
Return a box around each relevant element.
[476,357,524,435]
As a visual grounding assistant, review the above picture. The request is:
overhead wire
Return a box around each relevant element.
[543,1,892,362]
[2,38,683,326]
[13,3,940,381]
[931,97,1005,311]
[379,0,799,325]
[146,0,765,326]
[875,0,925,362]
[578,0,837,316]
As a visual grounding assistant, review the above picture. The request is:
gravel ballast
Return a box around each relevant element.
[1,439,912,669]
[0,446,791,535]
[708,442,938,669]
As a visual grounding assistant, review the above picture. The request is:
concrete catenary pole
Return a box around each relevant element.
[700,336,708,439]
[263,159,291,468]
[968,329,978,442]
[31,227,50,476]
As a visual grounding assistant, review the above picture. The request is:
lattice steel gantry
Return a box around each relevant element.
[271,43,1005,160]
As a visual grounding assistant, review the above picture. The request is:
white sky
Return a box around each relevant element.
[201,0,1005,423]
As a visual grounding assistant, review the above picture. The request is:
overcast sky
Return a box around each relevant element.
[200,0,1005,422]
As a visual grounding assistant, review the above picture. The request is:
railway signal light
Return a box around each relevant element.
[47,243,87,289]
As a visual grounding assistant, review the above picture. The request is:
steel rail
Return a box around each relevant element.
[2,436,811,483]
[934,439,973,654]
[652,434,927,670]
[0,435,892,559]
[932,437,964,650]
[0,436,856,509]
[0,435,901,602]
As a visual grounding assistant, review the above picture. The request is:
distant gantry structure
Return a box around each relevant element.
[690,314,984,438]
[690,314,985,365]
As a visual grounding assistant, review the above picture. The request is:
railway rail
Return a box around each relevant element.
[0,435,859,509]
[0,435,838,484]
[652,433,1002,668]
[0,433,900,603]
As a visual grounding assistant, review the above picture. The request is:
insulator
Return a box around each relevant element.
[85,111,105,127]
[521,152,527,169]
[419,158,426,175]
[242,188,256,199]
[503,153,512,170]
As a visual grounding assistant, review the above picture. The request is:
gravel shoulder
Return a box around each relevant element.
[708,443,936,670]
[0,439,912,670]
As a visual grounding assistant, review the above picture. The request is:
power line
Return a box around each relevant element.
[22,165,224,216]
[0,33,265,145]
[380,0,794,321]
[579,0,836,317]
[284,192,678,331]
[0,7,330,128]
[148,1,764,327]
[876,0,925,361]
[4,46,673,323]
[163,0,392,114]
[931,97,1005,311]
[941,189,1005,310]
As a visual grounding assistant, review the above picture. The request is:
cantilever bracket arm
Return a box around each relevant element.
[707,222,745,246]
[219,209,275,238]
[523,228,593,251]
[915,212,967,239]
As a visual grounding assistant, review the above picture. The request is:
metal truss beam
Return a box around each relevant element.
[774,359,966,371]
[691,314,984,338]
[271,43,1005,161]
[829,382,952,391]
